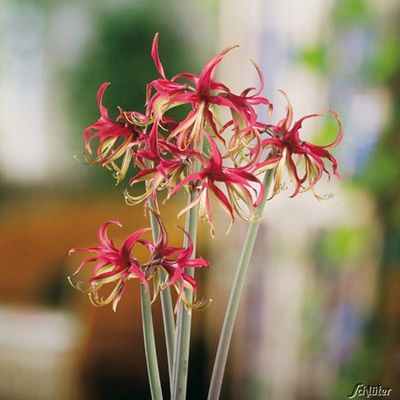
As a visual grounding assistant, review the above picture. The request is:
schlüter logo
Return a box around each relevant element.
[347,383,392,398]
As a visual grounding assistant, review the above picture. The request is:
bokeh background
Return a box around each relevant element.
[0,0,399,399]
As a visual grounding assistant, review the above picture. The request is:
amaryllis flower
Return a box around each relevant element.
[69,216,209,311]
[124,143,200,210]
[254,92,343,199]
[83,82,143,183]
[69,221,151,311]
[142,214,209,311]
[147,34,271,151]
[171,134,265,236]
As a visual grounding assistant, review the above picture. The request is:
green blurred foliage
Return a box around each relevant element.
[10,0,50,6]
[367,35,400,84]
[299,44,327,73]
[65,2,198,187]
[360,117,400,263]
[316,227,370,268]
[360,142,400,199]
[68,3,195,128]
[358,8,400,263]
[300,0,373,77]
[332,0,372,27]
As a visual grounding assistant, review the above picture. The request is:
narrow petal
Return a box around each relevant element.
[197,45,238,97]
[151,33,166,78]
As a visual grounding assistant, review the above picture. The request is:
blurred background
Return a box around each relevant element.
[0,0,399,399]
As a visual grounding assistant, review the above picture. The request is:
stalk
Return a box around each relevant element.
[171,190,200,400]
[141,284,164,400]
[149,207,176,385]
[171,116,205,400]
[139,160,167,400]
[207,170,273,400]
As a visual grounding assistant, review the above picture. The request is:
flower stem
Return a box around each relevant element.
[141,284,163,400]
[146,159,176,386]
[207,170,273,400]
[149,208,176,385]
[171,189,200,400]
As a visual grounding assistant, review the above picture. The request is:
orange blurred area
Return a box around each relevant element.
[0,193,210,399]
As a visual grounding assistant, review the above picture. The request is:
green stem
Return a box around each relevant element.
[149,209,176,385]
[207,170,273,400]
[171,189,200,400]
[141,284,163,400]
[145,159,176,386]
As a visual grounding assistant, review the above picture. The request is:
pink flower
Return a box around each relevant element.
[69,217,209,311]
[171,134,265,235]
[254,92,343,199]
[69,221,150,311]
[147,34,271,151]
[124,142,201,210]
[83,82,143,183]
[81,35,272,222]
[143,214,209,310]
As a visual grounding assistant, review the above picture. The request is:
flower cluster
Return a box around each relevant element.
[83,34,273,234]
[72,33,342,309]
[69,216,208,311]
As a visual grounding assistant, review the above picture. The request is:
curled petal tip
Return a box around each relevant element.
[112,299,120,312]
[97,81,111,95]
[277,89,291,107]
[248,58,265,96]
[106,220,123,228]
[151,32,166,78]
[325,108,343,148]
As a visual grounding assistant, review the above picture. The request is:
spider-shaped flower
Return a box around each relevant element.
[69,221,150,311]
[69,217,209,311]
[170,134,264,235]
[142,214,209,310]
[254,92,343,199]
[146,34,271,152]
[83,82,144,183]
[123,142,201,211]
